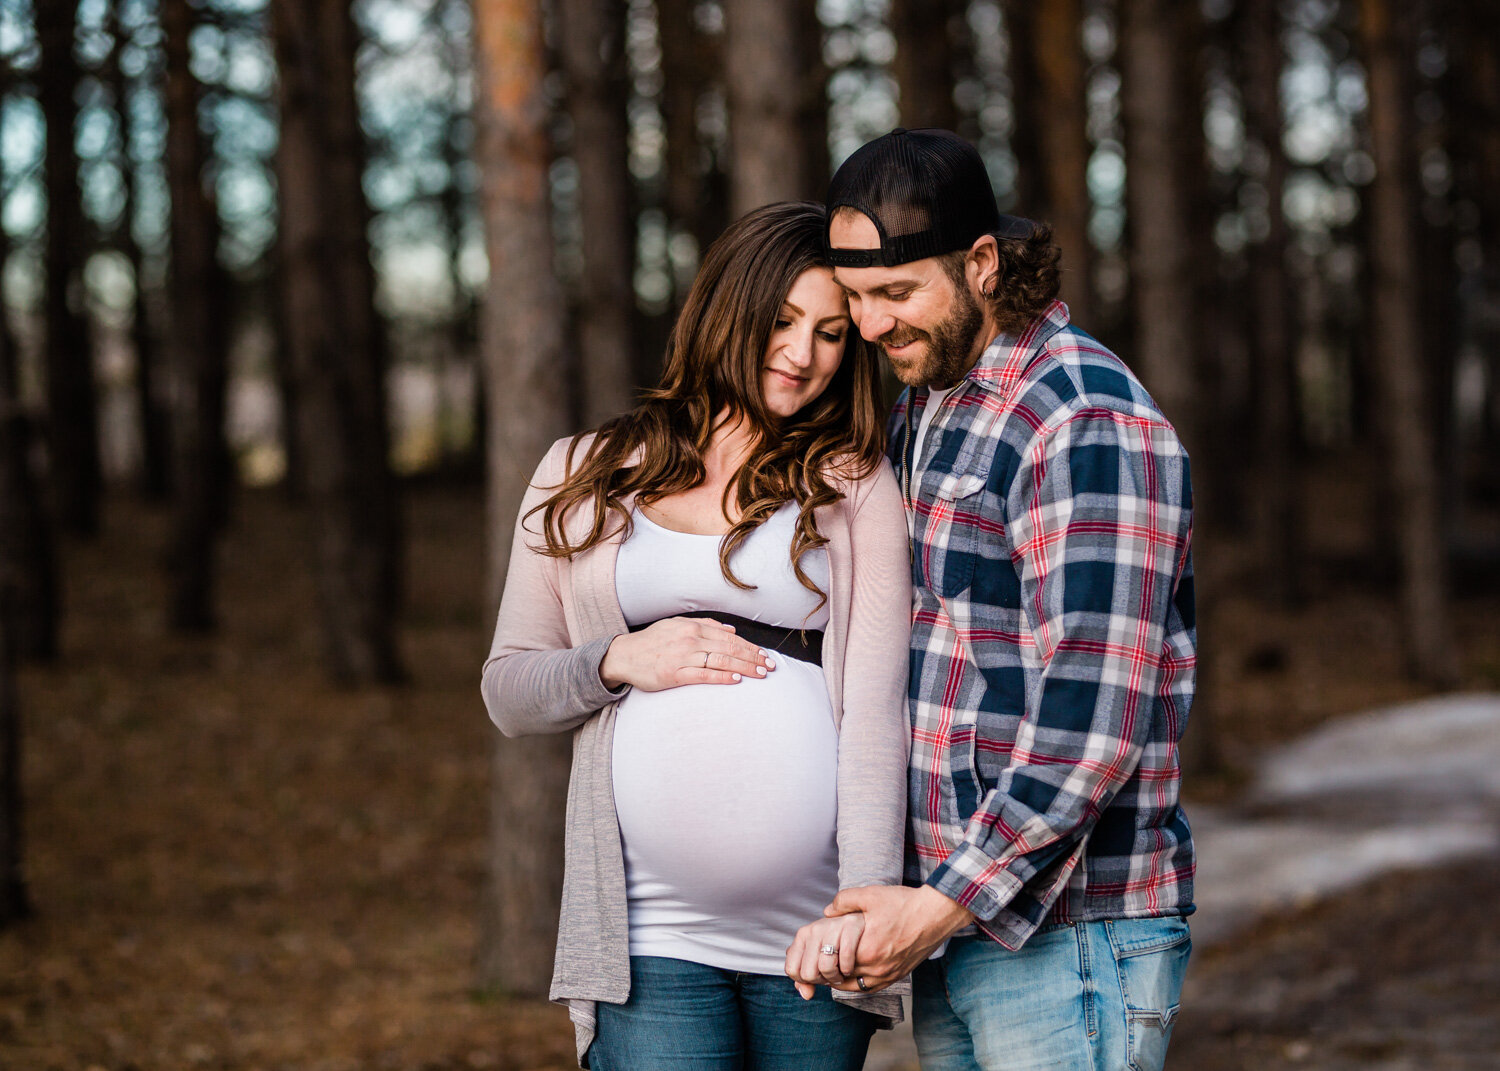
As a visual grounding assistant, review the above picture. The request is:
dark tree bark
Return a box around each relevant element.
[108,0,171,502]
[559,0,636,426]
[1007,0,1094,324]
[1120,0,1219,774]
[892,0,959,132]
[0,228,37,925]
[471,0,576,998]
[659,0,726,258]
[1002,0,1048,216]
[1119,0,1202,454]
[162,0,231,631]
[38,0,101,535]
[0,88,59,664]
[723,0,821,213]
[1356,0,1457,683]
[271,0,403,683]
[0,575,26,928]
[1243,0,1301,606]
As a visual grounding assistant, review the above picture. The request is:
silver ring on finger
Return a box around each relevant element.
[819,943,838,956]
[857,976,870,992]
[701,650,710,669]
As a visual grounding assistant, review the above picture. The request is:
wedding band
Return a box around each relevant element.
[701,651,709,668]
[857,977,870,992]
[819,944,838,956]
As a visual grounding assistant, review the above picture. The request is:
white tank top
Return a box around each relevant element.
[611,501,839,975]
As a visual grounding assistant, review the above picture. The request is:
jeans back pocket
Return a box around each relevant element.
[1106,917,1191,1071]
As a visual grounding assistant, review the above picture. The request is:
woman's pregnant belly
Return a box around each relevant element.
[611,657,840,968]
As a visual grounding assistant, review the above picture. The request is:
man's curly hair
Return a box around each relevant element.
[940,222,1062,334]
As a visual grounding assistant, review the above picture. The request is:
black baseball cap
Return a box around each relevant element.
[825,127,1035,268]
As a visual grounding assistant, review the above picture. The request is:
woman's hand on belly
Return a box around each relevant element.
[600,617,776,691]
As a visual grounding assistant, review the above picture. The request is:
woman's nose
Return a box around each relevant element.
[783,331,815,368]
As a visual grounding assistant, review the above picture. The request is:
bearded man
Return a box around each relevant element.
[787,128,1197,1071]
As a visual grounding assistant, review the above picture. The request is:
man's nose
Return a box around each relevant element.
[859,303,895,343]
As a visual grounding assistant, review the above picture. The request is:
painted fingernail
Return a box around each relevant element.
[756,666,766,676]
[765,658,776,669]
[731,673,741,681]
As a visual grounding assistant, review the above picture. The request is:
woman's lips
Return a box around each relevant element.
[768,369,808,386]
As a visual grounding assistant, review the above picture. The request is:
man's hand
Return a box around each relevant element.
[824,885,975,994]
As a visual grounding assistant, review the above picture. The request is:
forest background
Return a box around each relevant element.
[1,0,1499,1067]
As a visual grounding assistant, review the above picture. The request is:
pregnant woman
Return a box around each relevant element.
[482,201,911,1069]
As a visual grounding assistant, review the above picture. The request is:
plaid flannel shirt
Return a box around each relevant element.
[890,300,1196,951]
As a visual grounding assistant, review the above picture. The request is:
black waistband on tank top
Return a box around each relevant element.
[628,609,824,667]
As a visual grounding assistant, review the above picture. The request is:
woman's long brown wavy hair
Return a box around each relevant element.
[528,201,886,605]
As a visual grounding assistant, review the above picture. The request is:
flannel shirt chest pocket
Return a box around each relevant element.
[920,462,997,599]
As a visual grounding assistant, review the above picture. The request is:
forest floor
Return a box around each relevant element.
[2,461,1499,1071]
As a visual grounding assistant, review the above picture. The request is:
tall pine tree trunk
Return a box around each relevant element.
[108,0,171,502]
[471,0,576,997]
[271,0,403,683]
[1030,0,1094,324]
[162,0,230,631]
[1120,0,1217,773]
[559,0,636,426]
[38,0,100,536]
[724,0,818,213]
[1356,0,1457,683]
[0,233,35,924]
[1120,0,1201,452]
[892,0,959,130]
[1244,0,1300,606]
[0,574,25,927]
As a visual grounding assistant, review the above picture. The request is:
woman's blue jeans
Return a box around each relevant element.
[912,917,1191,1071]
[587,955,879,1070]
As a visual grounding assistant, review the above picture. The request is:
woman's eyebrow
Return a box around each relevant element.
[781,301,804,317]
[815,312,850,327]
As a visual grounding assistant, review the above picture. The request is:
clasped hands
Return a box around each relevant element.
[783,884,975,999]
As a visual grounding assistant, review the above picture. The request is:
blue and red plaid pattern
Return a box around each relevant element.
[890,300,1196,951]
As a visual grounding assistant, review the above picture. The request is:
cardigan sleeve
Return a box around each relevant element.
[834,459,912,891]
[481,438,627,738]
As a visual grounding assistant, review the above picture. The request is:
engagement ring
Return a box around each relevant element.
[819,944,838,956]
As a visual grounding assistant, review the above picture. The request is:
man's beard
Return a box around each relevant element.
[879,284,985,388]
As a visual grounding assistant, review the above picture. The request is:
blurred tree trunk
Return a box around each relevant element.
[797,0,831,195]
[0,76,59,663]
[1461,4,1500,459]
[1119,0,1202,459]
[0,218,36,924]
[1356,0,1457,683]
[1120,0,1217,774]
[723,0,820,213]
[559,0,636,426]
[1003,1,1047,215]
[271,0,403,683]
[660,0,726,257]
[38,0,100,536]
[892,0,959,131]
[471,0,576,998]
[1243,0,1300,606]
[1008,0,1094,324]
[162,0,230,632]
[108,0,171,502]
[0,575,25,928]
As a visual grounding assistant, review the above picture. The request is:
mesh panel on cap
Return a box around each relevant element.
[826,128,1007,267]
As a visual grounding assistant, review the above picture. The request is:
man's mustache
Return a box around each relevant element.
[878,327,928,349]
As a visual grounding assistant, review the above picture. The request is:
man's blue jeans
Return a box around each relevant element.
[913,917,1191,1071]
[588,955,878,1070]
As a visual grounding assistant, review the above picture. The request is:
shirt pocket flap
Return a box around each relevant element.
[934,470,987,502]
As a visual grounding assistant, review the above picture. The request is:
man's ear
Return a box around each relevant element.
[967,234,1000,296]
